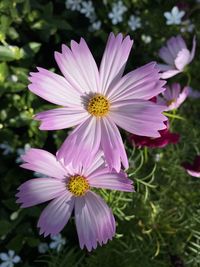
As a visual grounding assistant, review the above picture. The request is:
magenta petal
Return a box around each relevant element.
[100,117,128,172]
[38,192,74,237]
[16,178,66,208]
[110,99,166,137]
[75,191,115,251]
[20,148,66,179]
[34,108,89,130]
[99,33,133,95]
[28,67,81,107]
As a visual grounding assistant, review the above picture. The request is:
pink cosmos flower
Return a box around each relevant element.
[182,155,200,178]
[129,121,180,148]
[158,35,196,79]
[16,148,133,251]
[28,33,167,172]
[157,83,189,111]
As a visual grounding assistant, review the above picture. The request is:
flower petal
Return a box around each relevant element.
[34,108,89,130]
[100,117,128,172]
[99,33,133,95]
[190,36,196,62]
[174,48,191,71]
[28,68,81,107]
[16,178,66,208]
[159,46,174,65]
[75,191,115,251]
[13,256,21,263]
[160,69,181,79]
[20,148,66,179]
[55,38,99,94]
[107,62,165,102]
[38,192,74,237]
[88,170,134,192]
[110,99,166,137]
[82,151,105,177]
[0,253,9,261]
[57,116,101,168]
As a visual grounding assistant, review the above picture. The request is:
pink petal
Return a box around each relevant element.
[20,148,67,179]
[28,68,81,107]
[176,35,187,50]
[57,116,101,168]
[88,170,134,192]
[176,86,189,107]
[99,33,133,95]
[82,151,106,177]
[166,36,181,58]
[159,47,174,65]
[174,48,191,71]
[34,108,89,130]
[186,170,200,178]
[110,99,166,137]
[160,69,181,79]
[171,83,181,99]
[190,36,196,62]
[38,192,74,237]
[100,117,128,172]
[16,178,66,208]
[55,38,99,94]
[75,191,115,251]
[107,62,165,102]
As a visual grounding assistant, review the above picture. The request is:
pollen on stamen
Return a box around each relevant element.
[67,175,90,197]
[167,99,176,106]
[87,94,110,117]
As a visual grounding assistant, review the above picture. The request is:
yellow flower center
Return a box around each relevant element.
[67,175,90,197]
[167,99,176,106]
[87,94,110,117]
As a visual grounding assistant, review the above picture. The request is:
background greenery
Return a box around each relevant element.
[0,0,200,266]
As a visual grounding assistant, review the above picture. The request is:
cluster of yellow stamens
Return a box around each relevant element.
[87,94,110,117]
[67,175,90,197]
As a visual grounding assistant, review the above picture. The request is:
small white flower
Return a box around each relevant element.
[0,143,13,155]
[49,234,66,252]
[108,1,127,25]
[164,6,185,25]
[90,20,102,31]
[0,250,21,267]
[38,243,49,254]
[141,34,152,44]
[65,0,82,11]
[80,1,95,19]
[128,15,141,31]
[16,143,31,163]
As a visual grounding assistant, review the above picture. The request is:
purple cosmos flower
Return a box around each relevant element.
[158,35,196,79]
[28,33,166,172]
[16,148,133,251]
[157,83,189,111]
[182,155,200,178]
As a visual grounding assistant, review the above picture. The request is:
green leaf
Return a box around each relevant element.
[0,220,12,236]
